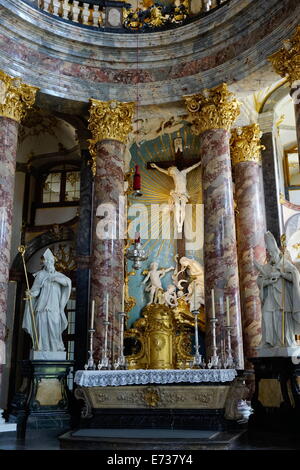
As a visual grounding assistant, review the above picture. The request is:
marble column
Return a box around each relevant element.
[269,25,300,160]
[0,71,37,367]
[258,111,281,245]
[75,148,93,370]
[231,124,267,365]
[184,83,244,369]
[88,99,134,363]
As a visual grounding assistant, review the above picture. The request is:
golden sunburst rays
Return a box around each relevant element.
[128,128,202,262]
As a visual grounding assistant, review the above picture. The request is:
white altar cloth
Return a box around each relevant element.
[75,369,237,387]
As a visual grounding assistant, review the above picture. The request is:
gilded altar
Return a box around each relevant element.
[124,299,205,370]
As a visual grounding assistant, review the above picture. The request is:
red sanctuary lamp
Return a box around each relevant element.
[133,164,142,196]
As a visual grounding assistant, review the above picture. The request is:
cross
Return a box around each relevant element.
[147,140,201,262]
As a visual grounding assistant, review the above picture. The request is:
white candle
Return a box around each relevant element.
[90,300,95,329]
[105,293,109,322]
[211,289,215,319]
[122,283,125,312]
[226,296,230,326]
[193,280,197,309]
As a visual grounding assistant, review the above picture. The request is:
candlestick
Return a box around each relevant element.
[122,284,125,313]
[90,300,95,329]
[226,296,230,327]
[193,280,197,310]
[105,293,109,322]
[211,289,215,319]
[114,311,127,370]
[84,328,96,370]
[191,309,204,368]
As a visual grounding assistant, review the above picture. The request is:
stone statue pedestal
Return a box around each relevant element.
[257,346,300,358]
[10,359,74,439]
[30,350,67,361]
[249,356,300,432]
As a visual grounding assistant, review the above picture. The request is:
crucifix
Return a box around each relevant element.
[147,135,201,260]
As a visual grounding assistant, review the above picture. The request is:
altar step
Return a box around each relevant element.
[59,428,244,450]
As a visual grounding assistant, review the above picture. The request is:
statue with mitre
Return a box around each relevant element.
[22,248,71,354]
[254,231,300,351]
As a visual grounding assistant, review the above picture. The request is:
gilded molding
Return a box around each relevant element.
[269,26,300,85]
[0,70,38,123]
[183,83,240,135]
[230,123,265,166]
[88,99,135,176]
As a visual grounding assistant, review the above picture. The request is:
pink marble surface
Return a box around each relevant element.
[0,117,18,365]
[0,0,296,85]
[235,162,266,365]
[201,129,244,369]
[91,139,125,363]
[294,102,300,164]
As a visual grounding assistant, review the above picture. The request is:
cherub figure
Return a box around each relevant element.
[143,262,175,304]
[163,284,178,308]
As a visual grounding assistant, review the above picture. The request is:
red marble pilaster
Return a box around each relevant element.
[0,117,19,365]
[91,140,125,363]
[201,129,244,369]
[234,162,266,363]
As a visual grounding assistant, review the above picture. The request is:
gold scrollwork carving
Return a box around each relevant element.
[184,83,240,135]
[88,99,135,176]
[269,26,300,85]
[230,123,265,166]
[141,387,161,408]
[125,299,205,370]
[0,70,38,123]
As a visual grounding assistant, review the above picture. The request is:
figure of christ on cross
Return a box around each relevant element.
[149,160,201,234]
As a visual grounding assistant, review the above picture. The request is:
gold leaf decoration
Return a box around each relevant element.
[184,83,240,135]
[88,99,135,176]
[0,70,38,123]
[230,123,265,166]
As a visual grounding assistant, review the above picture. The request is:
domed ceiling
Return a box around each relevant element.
[0,0,299,110]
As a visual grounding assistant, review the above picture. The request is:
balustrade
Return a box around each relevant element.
[27,0,229,31]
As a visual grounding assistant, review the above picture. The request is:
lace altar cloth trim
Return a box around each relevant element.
[74,369,237,387]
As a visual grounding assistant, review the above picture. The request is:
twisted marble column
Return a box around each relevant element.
[184,83,244,369]
[231,124,267,364]
[0,70,37,366]
[88,99,134,362]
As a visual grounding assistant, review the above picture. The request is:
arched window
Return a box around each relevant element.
[41,164,80,204]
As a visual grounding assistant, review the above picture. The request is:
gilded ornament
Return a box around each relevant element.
[184,83,240,135]
[269,26,300,85]
[230,123,265,166]
[125,300,203,370]
[88,99,135,176]
[0,70,38,123]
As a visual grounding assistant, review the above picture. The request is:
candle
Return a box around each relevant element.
[105,293,109,322]
[133,164,141,190]
[122,283,125,312]
[90,300,95,329]
[226,296,230,326]
[193,280,197,310]
[211,289,215,319]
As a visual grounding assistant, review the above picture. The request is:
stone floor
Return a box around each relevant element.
[0,428,299,451]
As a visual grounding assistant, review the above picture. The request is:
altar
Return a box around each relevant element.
[72,368,241,432]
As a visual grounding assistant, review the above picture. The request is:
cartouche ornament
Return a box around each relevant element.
[184,83,240,135]
[230,123,265,166]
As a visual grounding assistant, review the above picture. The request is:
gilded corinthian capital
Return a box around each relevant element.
[230,124,265,166]
[0,70,38,123]
[88,99,135,176]
[183,83,240,135]
[269,26,300,85]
